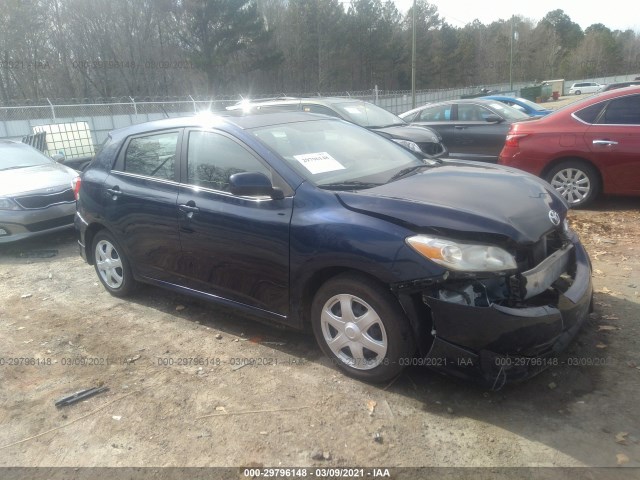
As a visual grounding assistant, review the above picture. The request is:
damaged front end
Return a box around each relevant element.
[400,225,593,389]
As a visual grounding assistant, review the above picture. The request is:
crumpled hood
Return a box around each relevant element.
[336,162,568,244]
[0,163,77,197]
[372,124,442,143]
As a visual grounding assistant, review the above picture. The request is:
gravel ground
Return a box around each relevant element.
[1,196,639,476]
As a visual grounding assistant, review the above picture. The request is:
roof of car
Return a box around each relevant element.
[521,85,640,121]
[400,98,507,117]
[601,81,640,91]
[227,96,367,110]
[482,95,532,102]
[580,84,640,100]
[107,112,334,140]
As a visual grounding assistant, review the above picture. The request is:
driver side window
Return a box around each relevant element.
[187,131,271,192]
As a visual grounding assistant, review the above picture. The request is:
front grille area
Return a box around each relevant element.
[14,188,75,209]
[26,214,75,232]
[516,229,566,270]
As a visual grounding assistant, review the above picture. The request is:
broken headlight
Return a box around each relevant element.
[392,139,422,153]
[406,234,517,272]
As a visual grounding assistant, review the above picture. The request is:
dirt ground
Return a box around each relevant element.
[1,194,639,476]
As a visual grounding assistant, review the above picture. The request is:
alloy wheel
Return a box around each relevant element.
[320,293,388,370]
[95,239,124,289]
[550,167,591,205]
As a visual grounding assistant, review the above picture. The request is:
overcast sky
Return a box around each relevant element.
[393,0,640,32]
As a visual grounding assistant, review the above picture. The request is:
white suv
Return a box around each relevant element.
[569,82,604,95]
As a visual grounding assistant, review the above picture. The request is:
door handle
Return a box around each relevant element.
[178,204,200,213]
[454,126,467,130]
[106,186,121,198]
[179,203,200,220]
[592,139,618,146]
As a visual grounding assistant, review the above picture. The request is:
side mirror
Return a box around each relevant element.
[484,115,503,123]
[229,172,284,200]
[51,152,65,163]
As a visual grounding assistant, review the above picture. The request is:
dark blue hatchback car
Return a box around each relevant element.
[75,113,593,387]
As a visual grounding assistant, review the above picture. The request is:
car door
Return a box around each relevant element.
[452,103,509,162]
[102,129,182,281]
[176,129,293,317]
[585,94,640,194]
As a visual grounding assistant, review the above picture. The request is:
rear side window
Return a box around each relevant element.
[123,131,179,180]
[574,103,605,124]
[601,95,640,124]
[419,104,452,121]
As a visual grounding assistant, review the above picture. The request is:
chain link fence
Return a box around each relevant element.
[1,84,529,158]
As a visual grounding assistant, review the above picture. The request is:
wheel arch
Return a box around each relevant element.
[83,222,108,265]
[297,267,429,351]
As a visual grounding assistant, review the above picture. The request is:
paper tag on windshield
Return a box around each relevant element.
[293,152,345,174]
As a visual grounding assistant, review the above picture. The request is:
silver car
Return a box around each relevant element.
[0,140,78,243]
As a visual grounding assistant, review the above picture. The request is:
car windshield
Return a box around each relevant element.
[0,143,54,171]
[514,98,548,112]
[251,119,433,189]
[486,102,530,120]
[331,101,406,128]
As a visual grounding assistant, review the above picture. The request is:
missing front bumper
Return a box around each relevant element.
[421,241,592,386]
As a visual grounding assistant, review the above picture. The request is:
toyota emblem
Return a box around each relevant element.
[548,210,561,226]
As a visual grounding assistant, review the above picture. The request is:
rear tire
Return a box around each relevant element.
[93,230,138,297]
[545,160,600,208]
[311,273,415,383]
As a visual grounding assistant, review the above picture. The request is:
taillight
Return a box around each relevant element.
[73,176,81,200]
[504,134,528,148]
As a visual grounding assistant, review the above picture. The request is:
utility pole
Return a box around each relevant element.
[509,16,514,91]
[411,0,416,108]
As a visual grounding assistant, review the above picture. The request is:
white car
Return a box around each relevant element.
[568,82,604,95]
[0,141,79,243]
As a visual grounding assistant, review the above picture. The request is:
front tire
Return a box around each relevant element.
[311,273,415,383]
[545,160,600,208]
[93,230,137,297]
[574,90,581,95]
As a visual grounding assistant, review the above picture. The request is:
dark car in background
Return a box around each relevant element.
[499,86,640,207]
[226,97,448,158]
[75,113,592,387]
[399,98,531,162]
[600,81,640,92]
[0,140,79,243]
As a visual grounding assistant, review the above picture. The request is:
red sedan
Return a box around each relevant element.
[499,86,640,207]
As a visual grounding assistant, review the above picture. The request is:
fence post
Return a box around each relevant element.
[189,95,197,113]
[129,97,137,117]
[46,98,56,121]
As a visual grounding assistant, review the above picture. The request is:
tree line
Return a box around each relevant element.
[1,0,639,102]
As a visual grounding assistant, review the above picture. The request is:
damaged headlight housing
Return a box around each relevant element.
[392,139,422,153]
[0,198,20,211]
[406,235,517,272]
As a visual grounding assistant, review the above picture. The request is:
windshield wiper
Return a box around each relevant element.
[318,181,382,191]
[388,164,432,182]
